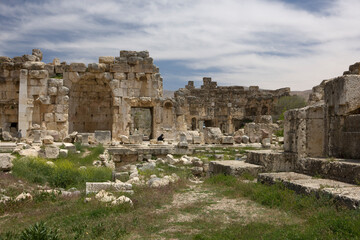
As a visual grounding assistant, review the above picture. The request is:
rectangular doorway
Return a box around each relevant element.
[131,108,153,140]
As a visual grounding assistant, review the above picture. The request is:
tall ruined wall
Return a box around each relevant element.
[0,49,69,140]
[0,49,169,141]
[324,75,360,159]
[62,50,166,140]
[0,56,20,136]
[284,63,360,159]
[174,77,290,134]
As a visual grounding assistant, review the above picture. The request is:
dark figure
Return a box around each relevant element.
[17,129,22,139]
[17,129,22,143]
[157,134,164,141]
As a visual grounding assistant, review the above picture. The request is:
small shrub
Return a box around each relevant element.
[20,222,60,240]
[12,157,53,184]
[33,191,57,203]
[274,129,284,137]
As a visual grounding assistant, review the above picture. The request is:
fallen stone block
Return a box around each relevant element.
[95,131,111,144]
[129,135,143,144]
[209,160,265,177]
[0,153,15,171]
[221,136,234,144]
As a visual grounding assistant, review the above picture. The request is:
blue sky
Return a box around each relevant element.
[1,0,359,90]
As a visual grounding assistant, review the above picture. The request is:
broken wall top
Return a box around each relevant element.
[177,77,290,98]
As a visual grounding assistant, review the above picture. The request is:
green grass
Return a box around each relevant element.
[11,145,110,190]
[200,174,360,240]
[0,180,187,239]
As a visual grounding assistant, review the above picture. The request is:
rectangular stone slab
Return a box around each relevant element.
[258,172,360,209]
[209,160,265,177]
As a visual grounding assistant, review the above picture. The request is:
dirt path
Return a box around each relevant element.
[154,182,302,239]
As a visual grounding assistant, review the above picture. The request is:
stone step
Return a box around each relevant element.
[208,160,265,177]
[258,172,360,209]
[247,150,360,184]
[246,150,297,172]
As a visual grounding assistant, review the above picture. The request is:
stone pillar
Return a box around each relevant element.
[18,69,28,137]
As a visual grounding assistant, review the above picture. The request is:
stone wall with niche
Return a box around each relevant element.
[63,50,167,140]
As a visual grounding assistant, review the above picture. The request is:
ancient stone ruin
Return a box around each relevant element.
[2,48,360,212]
[0,49,287,144]
[174,78,289,134]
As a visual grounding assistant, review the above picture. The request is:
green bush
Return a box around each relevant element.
[274,129,284,137]
[273,95,306,121]
[20,222,60,240]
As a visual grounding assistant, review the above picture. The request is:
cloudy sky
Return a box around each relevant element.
[1,0,360,90]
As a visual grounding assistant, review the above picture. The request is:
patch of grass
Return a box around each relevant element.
[203,174,360,239]
[0,179,187,239]
[11,145,111,190]
[12,157,53,185]
[74,142,83,152]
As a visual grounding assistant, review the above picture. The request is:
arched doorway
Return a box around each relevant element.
[68,78,113,133]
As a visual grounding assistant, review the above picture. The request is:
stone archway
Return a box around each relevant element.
[68,78,113,133]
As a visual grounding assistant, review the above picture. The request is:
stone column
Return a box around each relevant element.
[18,69,28,137]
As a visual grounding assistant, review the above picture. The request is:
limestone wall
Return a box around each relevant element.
[324,75,360,159]
[0,58,19,136]
[62,51,166,140]
[0,50,69,140]
[0,49,169,141]
[174,77,290,134]
[284,103,324,158]
[284,66,360,159]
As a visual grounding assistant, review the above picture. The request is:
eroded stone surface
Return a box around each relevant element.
[209,160,265,177]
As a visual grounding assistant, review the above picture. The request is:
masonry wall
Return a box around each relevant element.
[0,49,171,141]
[174,77,290,134]
[284,68,360,159]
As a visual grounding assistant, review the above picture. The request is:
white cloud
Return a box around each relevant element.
[1,0,360,90]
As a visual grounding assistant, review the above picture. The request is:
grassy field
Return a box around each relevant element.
[1,146,360,239]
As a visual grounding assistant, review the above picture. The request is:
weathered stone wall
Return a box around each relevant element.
[0,49,169,141]
[324,75,360,159]
[284,103,324,158]
[284,65,360,159]
[174,77,290,134]
[0,50,69,140]
[0,57,19,136]
[62,51,166,140]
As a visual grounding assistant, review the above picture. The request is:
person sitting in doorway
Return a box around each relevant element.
[157,134,164,141]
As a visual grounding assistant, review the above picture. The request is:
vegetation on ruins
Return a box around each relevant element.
[272,95,307,121]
